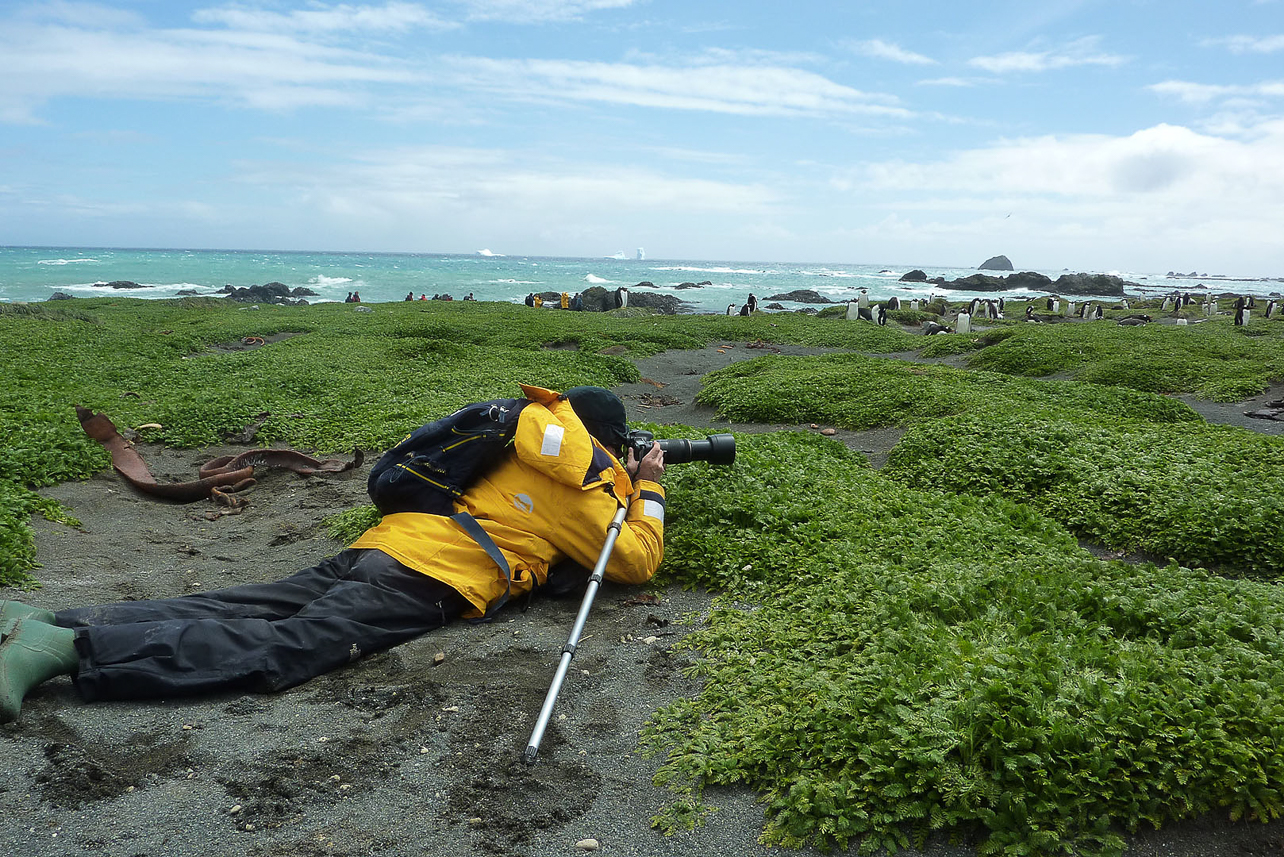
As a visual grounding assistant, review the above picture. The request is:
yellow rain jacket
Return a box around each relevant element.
[351,385,665,617]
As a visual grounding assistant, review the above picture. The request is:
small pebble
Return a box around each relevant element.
[642,636,658,645]
[433,652,446,665]
[821,428,837,436]
[576,838,600,851]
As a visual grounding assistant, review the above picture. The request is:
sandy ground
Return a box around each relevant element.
[4,336,1284,857]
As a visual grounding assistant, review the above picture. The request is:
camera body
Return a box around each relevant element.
[625,430,736,466]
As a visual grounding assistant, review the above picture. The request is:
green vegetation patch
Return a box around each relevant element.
[694,352,1201,429]
[648,432,1284,855]
[964,318,1284,401]
[885,414,1284,576]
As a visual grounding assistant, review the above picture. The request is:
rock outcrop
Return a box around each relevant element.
[979,255,1014,271]
[764,289,833,304]
[576,286,685,314]
[941,271,1128,296]
[218,282,317,305]
[899,270,928,282]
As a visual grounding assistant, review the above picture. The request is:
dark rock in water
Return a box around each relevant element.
[979,255,1014,271]
[1008,271,1054,290]
[101,280,145,289]
[627,291,685,314]
[635,281,655,288]
[948,274,1008,291]
[677,282,697,289]
[223,283,309,305]
[1053,273,1126,296]
[765,302,785,310]
[47,291,74,301]
[900,270,928,282]
[698,280,712,286]
[928,277,947,285]
[175,289,201,296]
[577,286,685,314]
[765,289,833,304]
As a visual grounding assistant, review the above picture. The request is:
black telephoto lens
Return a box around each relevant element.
[656,433,735,465]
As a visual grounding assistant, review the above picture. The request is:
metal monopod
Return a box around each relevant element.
[523,504,629,765]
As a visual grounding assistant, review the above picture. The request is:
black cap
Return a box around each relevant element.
[564,386,628,449]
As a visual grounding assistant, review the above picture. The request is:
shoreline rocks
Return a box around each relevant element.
[979,255,1014,271]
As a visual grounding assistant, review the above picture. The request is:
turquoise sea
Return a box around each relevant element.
[1,246,1277,314]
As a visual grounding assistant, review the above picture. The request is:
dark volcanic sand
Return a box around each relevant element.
[3,341,1283,857]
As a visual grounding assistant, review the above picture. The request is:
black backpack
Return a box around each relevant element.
[367,397,532,615]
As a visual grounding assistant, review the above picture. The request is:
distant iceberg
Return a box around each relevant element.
[607,252,626,260]
[637,247,645,261]
[477,249,503,257]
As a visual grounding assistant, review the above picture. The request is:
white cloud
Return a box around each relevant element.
[916,77,979,87]
[1206,34,1284,54]
[444,57,910,117]
[0,16,421,118]
[1149,79,1284,105]
[193,2,455,34]
[455,0,638,23]
[969,36,1126,73]
[852,39,937,66]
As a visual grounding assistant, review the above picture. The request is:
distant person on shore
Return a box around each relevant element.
[465,293,476,301]
[525,293,535,307]
[560,292,570,309]
[571,293,583,312]
[419,294,427,301]
[345,292,354,303]
[352,291,362,303]
[405,292,414,301]
[533,295,544,308]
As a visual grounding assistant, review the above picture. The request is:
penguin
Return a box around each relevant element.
[1266,300,1276,319]
[1046,296,1055,311]
[1233,296,1247,326]
[886,296,901,310]
[968,297,981,316]
[857,306,874,322]
[1118,314,1152,326]
[739,303,751,317]
[998,297,1006,314]
[727,304,736,316]
[875,304,887,326]
[1025,305,1043,323]
[1161,296,1173,312]
[748,293,759,313]
[922,321,950,335]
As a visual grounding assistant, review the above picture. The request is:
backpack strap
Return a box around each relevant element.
[450,511,513,619]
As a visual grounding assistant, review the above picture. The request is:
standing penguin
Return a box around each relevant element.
[739,303,751,317]
[726,303,736,316]
[615,286,629,309]
[747,293,759,313]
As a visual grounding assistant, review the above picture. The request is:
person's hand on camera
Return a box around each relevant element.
[627,442,665,483]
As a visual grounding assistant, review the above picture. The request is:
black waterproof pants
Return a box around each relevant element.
[55,549,468,702]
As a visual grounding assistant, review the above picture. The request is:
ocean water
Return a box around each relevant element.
[1,246,1278,315]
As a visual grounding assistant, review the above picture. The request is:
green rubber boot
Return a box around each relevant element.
[0,601,56,638]
[0,619,78,723]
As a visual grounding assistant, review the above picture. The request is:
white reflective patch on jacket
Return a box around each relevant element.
[540,424,564,457]
[643,498,664,523]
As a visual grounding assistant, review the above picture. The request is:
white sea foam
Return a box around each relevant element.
[584,274,611,284]
[38,258,99,265]
[491,279,540,285]
[652,266,773,275]
[310,275,353,286]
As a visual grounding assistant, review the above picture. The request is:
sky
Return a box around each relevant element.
[2,0,1283,275]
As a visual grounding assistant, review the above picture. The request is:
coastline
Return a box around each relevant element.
[3,246,1281,314]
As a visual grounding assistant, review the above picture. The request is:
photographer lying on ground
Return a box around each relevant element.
[0,385,665,723]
